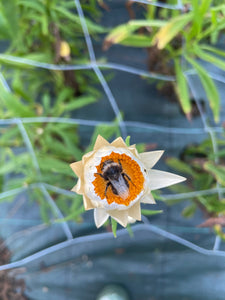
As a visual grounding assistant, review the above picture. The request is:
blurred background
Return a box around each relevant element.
[0,0,225,299]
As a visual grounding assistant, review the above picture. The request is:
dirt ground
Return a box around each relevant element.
[0,239,27,300]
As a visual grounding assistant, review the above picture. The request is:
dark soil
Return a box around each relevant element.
[0,239,27,300]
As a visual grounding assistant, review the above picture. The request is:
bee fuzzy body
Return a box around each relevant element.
[96,159,131,200]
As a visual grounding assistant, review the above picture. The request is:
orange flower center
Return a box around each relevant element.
[92,152,144,206]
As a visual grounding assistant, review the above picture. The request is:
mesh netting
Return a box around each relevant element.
[0,0,225,299]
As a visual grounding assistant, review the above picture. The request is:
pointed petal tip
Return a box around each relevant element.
[140,150,165,169]
[70,160,83,177]
[141,193,156,204]
[110,137,127,148]
[94,135,110,150]
[109,210,128,227]
[94,208,109,228]
[128,202,141,220]
[149,169,186,191]
[71,185,77,193]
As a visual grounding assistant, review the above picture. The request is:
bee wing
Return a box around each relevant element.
[111,175,129,200]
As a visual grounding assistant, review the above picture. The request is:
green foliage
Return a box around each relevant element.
[111,217,118,238]
[166,131,225,223]
[104,0,225,122]
[174,58,191,119]
[0,0,110,222]
[141,209,163,216]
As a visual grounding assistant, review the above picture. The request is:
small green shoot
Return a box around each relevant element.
[111,218,118,238]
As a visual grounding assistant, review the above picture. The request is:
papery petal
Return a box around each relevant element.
[94,208,109,228]
[94,135,110,151]
[128,202,141,220]
[82,150,95,165]
[109,210,128,227]
[110,137,127,148]
[128,144,140,158]
[140,151,164,169]
[83,195,95,210]
[128,216,136,224]
[71,179,84,194]
[141,193,156,204]
[148,169,186,191]
[70,160,83,177]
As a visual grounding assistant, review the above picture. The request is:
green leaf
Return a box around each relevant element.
[41,15,49,36]
[185,56,220,122]
[58,205,84,222]
[54,6,105,34]
[200,44,225,58]
[18,0,45,13]
[166,157,195,177]
[126,224,134,237]
[0,11,12,39]
[197,195,225,214]
[141,209,163,216]
[125,136,130,146]
[0,159,16,175]
[104,24,135,49]
[42,93,51,115]
[195,45,225,71]
[0,90,36,118]
[0,152,30,175]
[174,59,191,118]
[190,0,211,38]
[210,149,225,159]
[204,162,225,186]
[64,96,97,112]
[111,218,118,238]
[38,195,51,224]
[128,20,166,28]
[121,35,152,47]
[1,0,19,38]
[38,156,73,177]
[104,20,165,49]
[153,12,193,49]
[55,88,74,106]
[0,126,20,146]
[182,203,197,218]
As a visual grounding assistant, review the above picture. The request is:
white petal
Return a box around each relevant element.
[71,179,84,194]
[94,135,110,150]
[128,202,141,220]
[94,208,109,228]
[128,216,136,224]
[141,193,156,204]
[139,151,164,169]
[110,137,127,148]
[83,195,95,210]
[82,150,95,165]
[148,169,186,191]
[128,145,140,158]
[108,210,128,227]
[70,160,83,177]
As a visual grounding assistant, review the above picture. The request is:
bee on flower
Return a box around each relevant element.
[70,135,185,228]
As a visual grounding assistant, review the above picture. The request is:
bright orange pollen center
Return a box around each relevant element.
[92,152,144,206]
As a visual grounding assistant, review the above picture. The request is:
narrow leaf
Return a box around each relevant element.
[174,59,191,118]
[204,162,225,186]
[195,45,225,71]
[141,209,163,216]
[125,136,130,146]
[186,56,220,122]
[111,218,118,238]
[153,13,192,49]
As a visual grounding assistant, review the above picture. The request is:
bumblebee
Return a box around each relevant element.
[95,159,132,200]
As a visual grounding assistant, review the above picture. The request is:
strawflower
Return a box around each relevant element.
[70,135,185,228]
